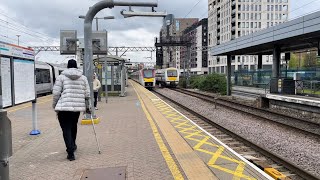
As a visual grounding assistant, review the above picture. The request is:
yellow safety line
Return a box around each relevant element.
[7,99,52,113]
[150,91,259,180]
[131,82,184,180]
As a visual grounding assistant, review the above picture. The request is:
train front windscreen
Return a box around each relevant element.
[167,70,178,77]
[143,69,154,78]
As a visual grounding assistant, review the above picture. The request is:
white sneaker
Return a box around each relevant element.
[95,107,98,110]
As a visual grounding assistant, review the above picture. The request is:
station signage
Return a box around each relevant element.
[0,41,34,60]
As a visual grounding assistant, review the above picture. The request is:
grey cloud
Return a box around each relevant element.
[1,0,207,41]
[1,0,314,58]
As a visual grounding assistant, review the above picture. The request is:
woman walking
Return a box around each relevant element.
[52,59,91,161]
[93,73,101,110]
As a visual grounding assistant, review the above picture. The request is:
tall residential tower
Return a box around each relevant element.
[208,0,290,73]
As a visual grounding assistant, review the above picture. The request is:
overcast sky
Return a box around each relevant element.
[0,0,320,64]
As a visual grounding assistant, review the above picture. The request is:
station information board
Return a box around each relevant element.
[13,59,35,104]
[0,41,35,106]
[1,57,12,107]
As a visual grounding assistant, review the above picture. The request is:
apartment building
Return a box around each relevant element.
[159,18,198,69]
[207,0,290,74]
[181,18,209,75]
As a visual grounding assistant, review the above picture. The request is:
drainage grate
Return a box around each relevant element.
[80,167,126,180]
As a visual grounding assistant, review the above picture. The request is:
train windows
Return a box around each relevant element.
[167,70,178,77]
[36,68,51,84]
[143,70,154,78]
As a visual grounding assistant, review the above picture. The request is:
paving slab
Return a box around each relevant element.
[8,86,175,180]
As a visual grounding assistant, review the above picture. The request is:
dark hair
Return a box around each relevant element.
[67,59,77,68]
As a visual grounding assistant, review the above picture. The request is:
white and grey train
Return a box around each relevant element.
[35,61,67,96]
[155,68,179,87]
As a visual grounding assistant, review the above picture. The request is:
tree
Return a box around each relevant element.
[303,51,318,68]
[288,53,303,69]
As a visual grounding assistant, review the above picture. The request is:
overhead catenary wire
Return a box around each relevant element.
[0,24,51,44]
[0,19,52,43]
[0,34,28,46]
[184,0,204,18]
[0,12,55,46]
[0,11,54,41]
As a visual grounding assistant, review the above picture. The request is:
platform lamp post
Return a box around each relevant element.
[82,0,165,119]
[79,15,114,103]
[16,35,20,46]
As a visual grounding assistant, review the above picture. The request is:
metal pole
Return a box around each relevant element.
[227,55,232,96]
[83,0,158,114]
[16,35,20,46]
[120,61,125,97]
[104,57,108,103]
[186,46,191,88]
[96,18,99,31]
[30,101,40,135]
[95,17,102,102]
[272,45,281,78]
[111,47,118,92]
[84,0,114,118]
[30,75,40,135]
[111,65,114,92]
[183,48,186,88]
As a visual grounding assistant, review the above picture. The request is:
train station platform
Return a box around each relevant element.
[7,81,272,180]
[233,85,320,109]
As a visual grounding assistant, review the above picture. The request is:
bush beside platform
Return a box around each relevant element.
[179,74,227,95]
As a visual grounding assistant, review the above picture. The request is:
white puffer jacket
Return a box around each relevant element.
[52,68,90,112]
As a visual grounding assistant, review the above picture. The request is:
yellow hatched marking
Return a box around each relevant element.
[131,82,184,180]
[165,113,181,118]
[170,117,185,122]
[153,92,256,180]
[161,110,175,114]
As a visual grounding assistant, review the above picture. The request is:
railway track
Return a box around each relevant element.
[232,89,262,99]
[173,88,320,137]
[153,89,320,180]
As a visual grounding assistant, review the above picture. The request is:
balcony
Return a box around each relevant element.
[232,1,236,7]
[231,26,236,31]
[231,17,236,23]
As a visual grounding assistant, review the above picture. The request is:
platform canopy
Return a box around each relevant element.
[93,55,127,65]
[211,11,320,56]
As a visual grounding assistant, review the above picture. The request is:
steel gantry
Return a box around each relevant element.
[30,46,157,55]
[30,46,209,55]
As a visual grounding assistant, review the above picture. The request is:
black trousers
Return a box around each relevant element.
[94,92,98,107]
[58,111,80,153]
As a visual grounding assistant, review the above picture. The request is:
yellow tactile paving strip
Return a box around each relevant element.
[133,81,271,180]
[131,82,185,180]
[133,82,217,180]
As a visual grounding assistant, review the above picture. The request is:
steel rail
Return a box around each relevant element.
[153,90,320,180]
[173,88,320,137]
